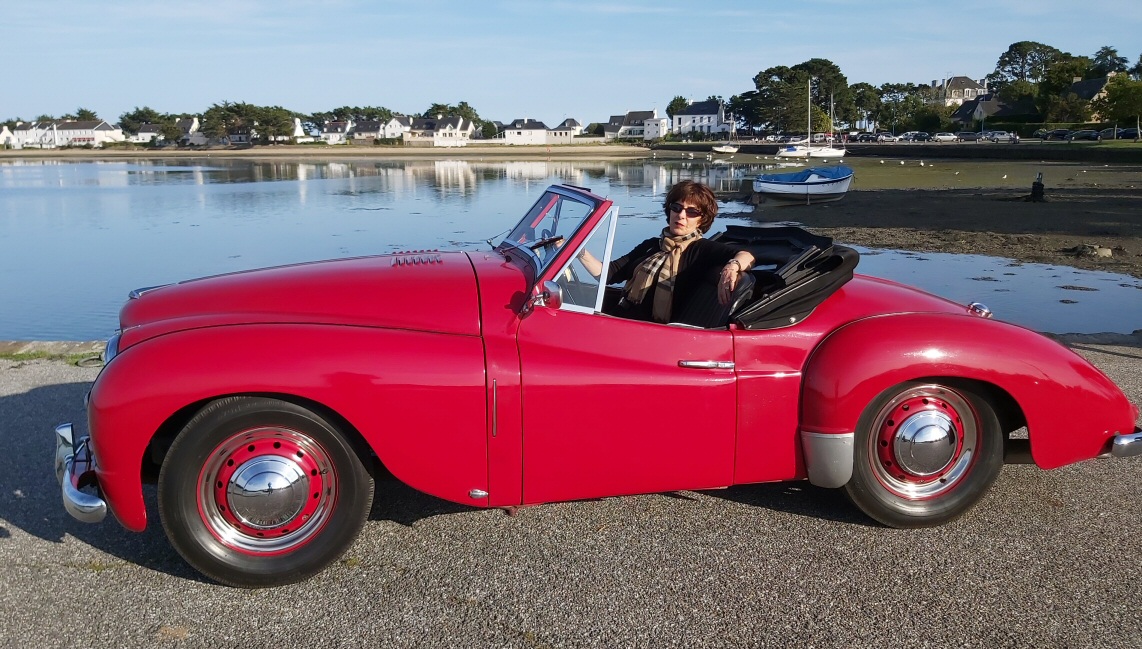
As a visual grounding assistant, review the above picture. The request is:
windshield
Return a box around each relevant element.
[498,187,600,271]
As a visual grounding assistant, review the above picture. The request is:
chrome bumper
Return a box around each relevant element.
[1108,428,1142,459]
[53,423,107,523]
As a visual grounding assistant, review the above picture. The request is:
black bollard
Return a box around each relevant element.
[1029,171,1045,202]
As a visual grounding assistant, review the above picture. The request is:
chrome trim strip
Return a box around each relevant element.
[800,431,855,488]
[491,379,498,438]
[678,360,735,370]
[1111,430,1142,458]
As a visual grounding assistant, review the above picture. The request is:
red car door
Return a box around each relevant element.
[517,308,736,504]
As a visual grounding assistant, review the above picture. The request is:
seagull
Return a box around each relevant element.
[955,171,960,175]
[880,160,885,164]
[1002,174,1007,179]
[900,160,905,165]
[919,161,925,166]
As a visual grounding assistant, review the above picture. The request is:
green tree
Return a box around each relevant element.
[118,106,163,135]
[256,105,296,143]
[159,122,183,144]
[1092,75,1142,137]
[849,82,881,131]
[1131,54,1142,80]
[1038,54,1094,115]
[998,79,1037,103]
[792,58,851,124]
[987,41,1065,93]
[1091,46,1129,77]
[75,107,98,121]
[481,122,498,139]
[725,92,762,133]
[665,95,689,119]
[1042,93,1092,122]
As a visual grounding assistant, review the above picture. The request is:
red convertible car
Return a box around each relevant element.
[55,184,1141,588]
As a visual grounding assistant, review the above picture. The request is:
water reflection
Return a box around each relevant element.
[0,158,1137,340]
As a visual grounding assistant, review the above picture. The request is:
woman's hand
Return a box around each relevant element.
[717,253,754,305]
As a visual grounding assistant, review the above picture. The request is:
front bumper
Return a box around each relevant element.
[53,423,107,523]
[1108,428,1142,459]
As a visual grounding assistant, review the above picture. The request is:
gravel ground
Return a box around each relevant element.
[1,347,1140,648]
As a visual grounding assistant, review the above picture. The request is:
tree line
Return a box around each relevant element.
[682,43,1142,136]
[5,42,1141,142]
[1,101,497,144]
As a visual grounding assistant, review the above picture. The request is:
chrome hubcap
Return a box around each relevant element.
[227,457,308,529]
[892,410,957,476]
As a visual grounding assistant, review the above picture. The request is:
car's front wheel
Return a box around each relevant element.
[844,381,1003,528]
[158,396,373,588]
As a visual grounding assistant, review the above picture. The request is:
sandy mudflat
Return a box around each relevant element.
[746,186,1142,280]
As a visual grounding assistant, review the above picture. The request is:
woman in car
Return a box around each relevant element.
[578,180,755,324]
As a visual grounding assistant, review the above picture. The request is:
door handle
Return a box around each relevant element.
[678,360,734,369]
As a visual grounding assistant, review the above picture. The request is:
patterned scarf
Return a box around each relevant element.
[624,228,702,323]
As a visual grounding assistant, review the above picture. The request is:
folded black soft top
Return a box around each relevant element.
[709,225,860,330]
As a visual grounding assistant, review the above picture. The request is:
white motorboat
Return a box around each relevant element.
[752,165,854,205]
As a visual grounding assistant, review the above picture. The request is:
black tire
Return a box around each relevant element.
[843,381,1003,528]
[158,396,373,588]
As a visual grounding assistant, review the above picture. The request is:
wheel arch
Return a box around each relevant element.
[143,392,383,484]
[799,313,1123,472]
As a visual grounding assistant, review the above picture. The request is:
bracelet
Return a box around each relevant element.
[725,259,742,273]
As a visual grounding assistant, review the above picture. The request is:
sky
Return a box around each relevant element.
[3,0,1140,127]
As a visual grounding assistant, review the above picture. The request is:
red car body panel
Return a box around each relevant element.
[802,312,1138,469]
[117,252,482,350]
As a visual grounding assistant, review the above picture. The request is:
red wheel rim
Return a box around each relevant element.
[866,385,979,500]
[197,426,337,555]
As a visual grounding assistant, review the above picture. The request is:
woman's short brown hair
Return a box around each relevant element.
[663,180,718,234]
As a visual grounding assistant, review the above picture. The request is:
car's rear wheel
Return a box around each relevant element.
[843,381,1002,528]
[158,396,373,588]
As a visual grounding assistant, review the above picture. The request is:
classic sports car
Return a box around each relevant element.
[55,184,1141,588]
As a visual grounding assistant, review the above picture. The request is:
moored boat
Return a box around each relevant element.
[752,165,854,205]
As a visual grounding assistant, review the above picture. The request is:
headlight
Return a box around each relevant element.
[102,332,121,365]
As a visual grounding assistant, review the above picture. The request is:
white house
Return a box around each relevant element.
[556,118,583,136]
[350,121,384,142]
[672,100,728,136]
[0,125,13,148]
[604,110,661,141]
[931,76,988,107]
[433,116,474,147]
[10,120,125,148]
[383,116,412,139]
[503,119,549,145]
[130,123,163,144]
[321,120,353,144]
[644,117,669,140]
[177,117,208,146]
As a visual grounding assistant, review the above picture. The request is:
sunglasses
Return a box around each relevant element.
[668,202,704,218]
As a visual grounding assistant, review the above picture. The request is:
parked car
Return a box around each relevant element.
[1045,129,1071,140]
[1067,129,1101,141]
[54,184,1142,588]
[876,133,899,142]
[956,131,982,141]
[855,132,877,142]
[1098,128,1123,140]
[1121,128,1139,139]
[910,132,931,142]
[985,131,1010,142]
[931,132,958,142]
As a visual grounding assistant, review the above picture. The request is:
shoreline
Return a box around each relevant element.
[0,143,653,161]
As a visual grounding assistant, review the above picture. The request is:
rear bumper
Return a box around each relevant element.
[53,423,107,524]
[1107,428,1142,459]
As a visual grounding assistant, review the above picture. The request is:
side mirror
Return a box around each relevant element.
[522,280,562,315]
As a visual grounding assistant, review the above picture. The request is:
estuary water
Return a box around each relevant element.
[1,157,1139,341]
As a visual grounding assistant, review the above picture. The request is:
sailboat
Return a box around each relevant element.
[775,81,846,159]
[712,111,739,154]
